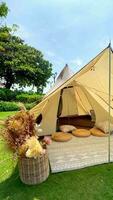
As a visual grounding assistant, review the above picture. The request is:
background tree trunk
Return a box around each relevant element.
[5,81,12,89]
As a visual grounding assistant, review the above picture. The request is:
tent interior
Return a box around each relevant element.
[30,45,113,172]
[56,85,95,130]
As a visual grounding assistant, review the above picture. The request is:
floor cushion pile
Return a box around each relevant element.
[72,129,91,137]
[90,127,107,137]
[52,132,72,142]
[59,125,76,133]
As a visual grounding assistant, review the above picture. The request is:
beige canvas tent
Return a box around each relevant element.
[30,45,113,136]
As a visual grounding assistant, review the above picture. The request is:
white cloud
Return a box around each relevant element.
[70,58,83,67]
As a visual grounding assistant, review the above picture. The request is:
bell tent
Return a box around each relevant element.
[30,45,113,136]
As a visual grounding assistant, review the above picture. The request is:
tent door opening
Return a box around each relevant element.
[56,86,95,131]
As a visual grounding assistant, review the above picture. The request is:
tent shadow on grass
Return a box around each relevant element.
[1,163,113,200]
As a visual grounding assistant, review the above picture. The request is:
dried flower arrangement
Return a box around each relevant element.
[2,109,51,159]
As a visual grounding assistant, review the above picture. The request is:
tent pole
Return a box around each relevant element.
[108,42,111,163]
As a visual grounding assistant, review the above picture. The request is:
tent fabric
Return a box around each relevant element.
[30,46,113,136]
[45,64,74,97]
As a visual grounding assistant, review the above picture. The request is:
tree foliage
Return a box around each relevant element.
[0,2,52,91]
[0,2,9,18]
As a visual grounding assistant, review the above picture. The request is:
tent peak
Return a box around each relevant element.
[108,42,110,47]
[44,64,74,97]
[107,42,113,52]
[65,63,69,67]
[57,64,73,80]
[107,42,111,49]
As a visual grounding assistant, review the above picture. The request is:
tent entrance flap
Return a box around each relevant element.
[57,85,94,118]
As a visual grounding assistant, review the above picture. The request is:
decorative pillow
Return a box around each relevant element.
[96,121,113,133]
[60,125,76,133]
[72,129,90,137]
[90,128,107,137]
[52,132,72,142]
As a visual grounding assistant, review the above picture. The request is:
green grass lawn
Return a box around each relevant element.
[0,112,113,200]
[0,111,17,120]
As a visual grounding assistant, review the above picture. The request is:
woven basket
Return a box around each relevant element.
[18,151,49,185]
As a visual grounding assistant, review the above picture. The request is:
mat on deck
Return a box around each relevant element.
[47,135,113,173]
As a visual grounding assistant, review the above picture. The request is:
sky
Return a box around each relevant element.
[3,0,113,89]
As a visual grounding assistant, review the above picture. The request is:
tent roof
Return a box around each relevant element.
[45,64,74,97]
[31,45,112,114]
[43,45,109,100]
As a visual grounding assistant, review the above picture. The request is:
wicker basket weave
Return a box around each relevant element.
[18,151,49,185]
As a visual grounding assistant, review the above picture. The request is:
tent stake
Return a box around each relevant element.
[108,42,111,163]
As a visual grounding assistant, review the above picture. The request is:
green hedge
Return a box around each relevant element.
[0,101,37,111]
[0,101,20,111]
[0,88,43,103]
[16,93,43,103]
[24,102,37,110]
[0,88,20,101]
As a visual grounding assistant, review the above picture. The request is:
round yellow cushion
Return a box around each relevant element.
[52,132,72,142]
[72,129,91,137]
[90,128,107,137]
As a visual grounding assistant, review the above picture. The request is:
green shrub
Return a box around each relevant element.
[16,93,43,103]
[0,88,43,103]
[0,88,21,101]
[24,102,37,110]
[0,101,20,111]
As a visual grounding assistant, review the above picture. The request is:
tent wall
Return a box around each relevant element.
[73,86,92,115]
[38,92,60,136]
[83,88,113,123]
[60,86,93,117]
